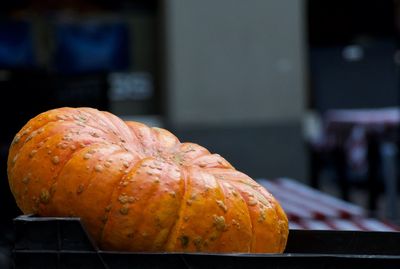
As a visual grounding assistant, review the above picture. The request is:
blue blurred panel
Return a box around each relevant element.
[0,20,35,68]
[54,21,130,74]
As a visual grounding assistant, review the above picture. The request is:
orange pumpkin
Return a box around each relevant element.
[8,107,288,253]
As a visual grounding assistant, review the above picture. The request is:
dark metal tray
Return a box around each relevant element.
[13,215,400,269]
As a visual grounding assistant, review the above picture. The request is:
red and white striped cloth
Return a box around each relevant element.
[257,178,399,232]
[310,107,400,174]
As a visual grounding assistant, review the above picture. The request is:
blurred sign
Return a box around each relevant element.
[342,45,364,62]
[108,72,153,101]
[0,20,35,68]
[54,20,130,74]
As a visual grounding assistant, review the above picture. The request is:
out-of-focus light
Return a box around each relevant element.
[342,45,364,62]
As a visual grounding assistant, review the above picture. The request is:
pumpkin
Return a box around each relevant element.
[7,107,288,253]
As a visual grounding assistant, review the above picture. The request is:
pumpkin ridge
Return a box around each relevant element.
[8,108,106,160]
[39,141,119,216]
[9,113,69,157]
[228,177,286,252]
[55,144,132,242]
[247,186,273,208]
[71,144,123,193]
[8,118,113,172]
[163,167,189,251]
[72,109,119,137]
[275,207,288,253]
[80,109,133,143]
[126,121,159,156]
[211,172,235,250]
[44,108,127,148]
[40,143,95,213]
[216,178,253,252]
[70,109,135,148]
[9,126,99,213]
[101,111,139,150]
[14,122,103,157]
[124,122,149,156]
[186,152,213,167]
[150,127,181,156]
[269,196,289,252]
[98,154,143,246]
[178,143,210,166]
[53,141,116,182]
[231,183,254,251]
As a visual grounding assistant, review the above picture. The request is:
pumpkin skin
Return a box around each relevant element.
[8,107,288,253]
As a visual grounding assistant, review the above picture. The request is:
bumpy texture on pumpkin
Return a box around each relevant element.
[8,107,288,253]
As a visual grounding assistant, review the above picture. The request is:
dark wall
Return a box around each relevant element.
[173,123,307,182]
[307,0,399,111]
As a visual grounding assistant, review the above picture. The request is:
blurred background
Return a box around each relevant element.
[1,0,400,265]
